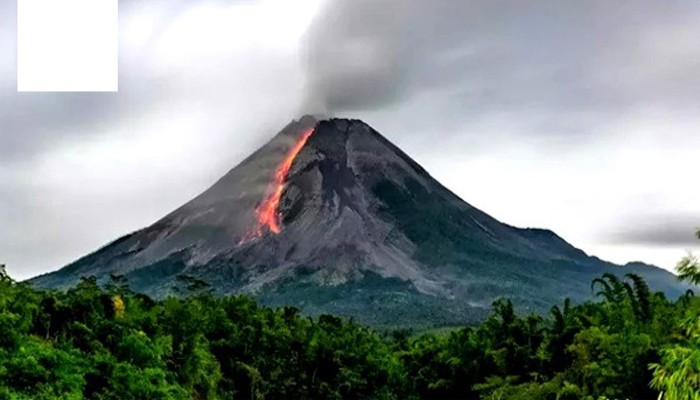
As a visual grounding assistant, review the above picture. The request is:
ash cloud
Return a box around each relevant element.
[303,0,700,122]
[302,0,411,113]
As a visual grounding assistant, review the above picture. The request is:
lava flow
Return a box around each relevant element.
[253,128,315,235]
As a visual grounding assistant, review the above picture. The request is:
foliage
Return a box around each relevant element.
[677,254,700,286]
[650,228,700,400]
[0,262,697,398]
[0,275,410,399]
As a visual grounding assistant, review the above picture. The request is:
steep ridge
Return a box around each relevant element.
[30,116,686,326]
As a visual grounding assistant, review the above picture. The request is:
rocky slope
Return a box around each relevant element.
[30,116,687,326]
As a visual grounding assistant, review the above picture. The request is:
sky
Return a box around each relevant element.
[1,0,699,280]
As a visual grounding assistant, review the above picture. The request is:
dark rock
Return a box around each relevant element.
[29,116,688,326]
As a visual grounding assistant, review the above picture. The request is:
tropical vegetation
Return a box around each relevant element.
[0,230,698,399]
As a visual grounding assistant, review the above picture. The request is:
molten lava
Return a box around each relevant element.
[254,128,315,235]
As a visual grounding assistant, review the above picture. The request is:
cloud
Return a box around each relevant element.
[302,0,412,112]
[605,214,700,247]
[302,1,700,268]
[303,0,700,122]
[1,0,699,280]
[1,0,320,163]
[0,0,322,279]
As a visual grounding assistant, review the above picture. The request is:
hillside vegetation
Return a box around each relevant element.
[1,233,699,399]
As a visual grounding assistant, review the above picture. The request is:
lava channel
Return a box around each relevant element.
[252,127,314,236]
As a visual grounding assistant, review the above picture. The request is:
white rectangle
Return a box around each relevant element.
[17,0,118,92]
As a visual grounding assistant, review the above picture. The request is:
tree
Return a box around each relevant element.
[626,273,653,322]
[1,256,698,399]
[677,254,700,286]
[676,229,700,285]
[543,298,581,375]
[649,228,700,400]
[650,317,700,400]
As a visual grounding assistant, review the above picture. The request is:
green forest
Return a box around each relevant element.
[1,234,699,399]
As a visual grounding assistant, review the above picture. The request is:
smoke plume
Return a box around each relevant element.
[302,0,412,113]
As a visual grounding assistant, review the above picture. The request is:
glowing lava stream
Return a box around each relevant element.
[254,128,315,235]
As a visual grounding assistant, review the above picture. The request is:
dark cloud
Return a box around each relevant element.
[302,0,411,112]
[304,0,700,122]
[1,94,115,157]
[606,214,700,247]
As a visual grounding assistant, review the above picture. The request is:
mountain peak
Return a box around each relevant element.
[30,117,686,326]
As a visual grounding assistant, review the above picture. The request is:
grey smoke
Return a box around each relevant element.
[303,0,411,112]
[303,0,700,120]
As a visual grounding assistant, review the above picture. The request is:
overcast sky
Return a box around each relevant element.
[1,0,699,280]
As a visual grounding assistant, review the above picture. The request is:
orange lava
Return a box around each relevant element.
[255,128,315,235]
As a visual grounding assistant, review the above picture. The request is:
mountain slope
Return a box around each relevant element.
[31,116,686,326]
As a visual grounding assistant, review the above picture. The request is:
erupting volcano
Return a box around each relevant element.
[253,128,315,236]
[31,116,687,326]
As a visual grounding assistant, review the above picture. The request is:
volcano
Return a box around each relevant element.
[31,116,685,326]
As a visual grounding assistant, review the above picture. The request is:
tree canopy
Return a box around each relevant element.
[0,229,697,399]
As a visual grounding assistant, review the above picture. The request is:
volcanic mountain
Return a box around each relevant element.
[31,116,685,326]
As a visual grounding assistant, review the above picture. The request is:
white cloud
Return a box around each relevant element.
[1,0,325,279]
[1,0,699,281]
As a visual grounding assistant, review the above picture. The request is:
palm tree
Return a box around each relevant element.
[546,298,580,373]
[679,289,695,308]
[591,273,629,303]
[676,255,700,286]
[625,273,653,322]
[550,298,575,336]
[591,272,655,322]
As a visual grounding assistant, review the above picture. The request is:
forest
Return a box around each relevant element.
[0,233,698,399]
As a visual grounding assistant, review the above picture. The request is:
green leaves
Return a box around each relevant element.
[0,269,696,399]
[650,318,700,400]
[676,229,700,286]
[677,255,700,286]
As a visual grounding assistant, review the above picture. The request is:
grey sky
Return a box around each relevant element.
[1,0,699,280]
